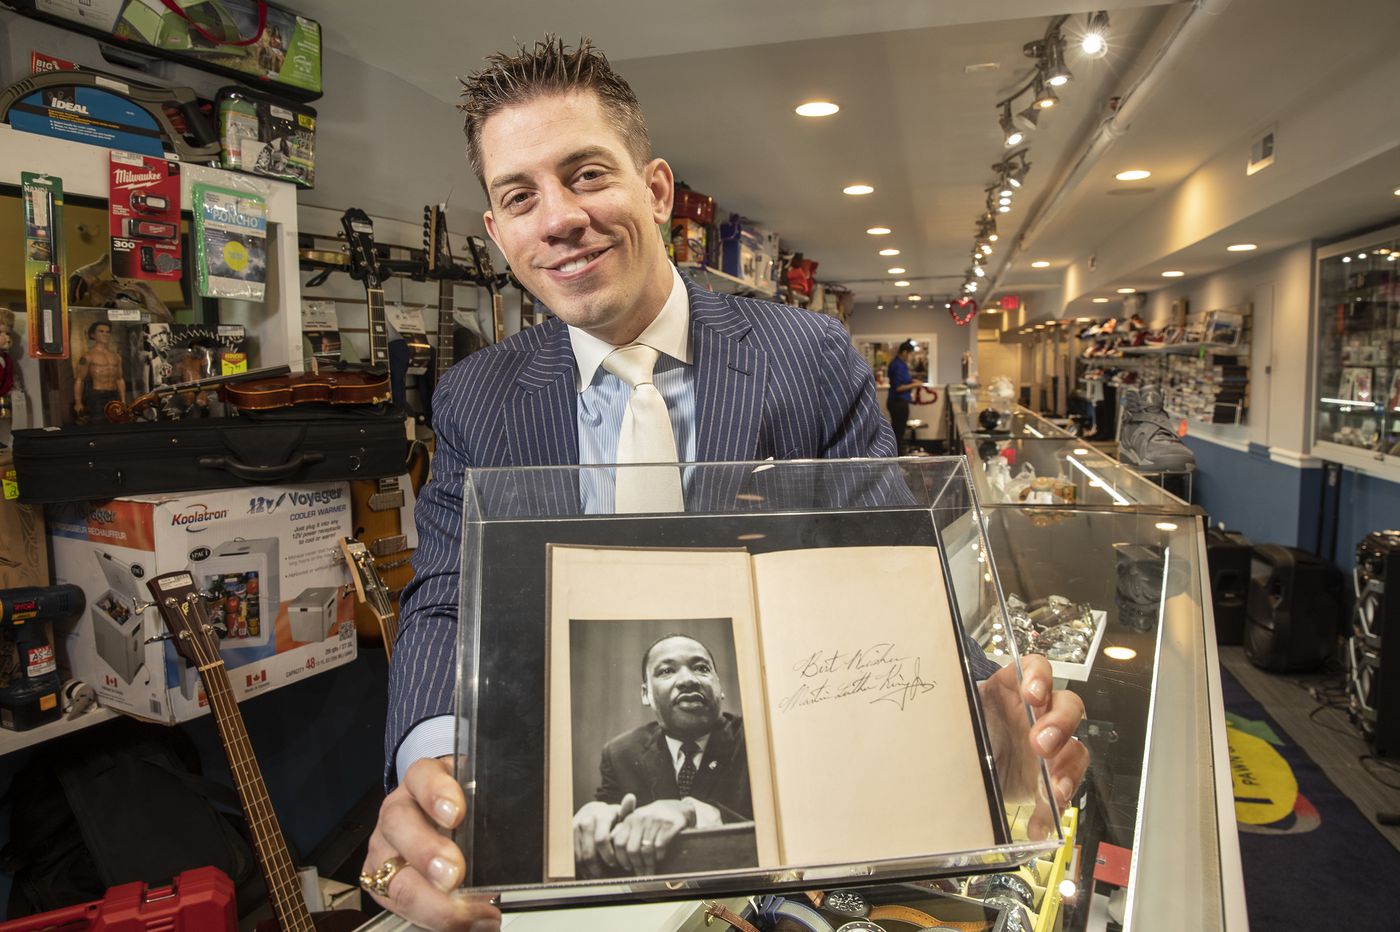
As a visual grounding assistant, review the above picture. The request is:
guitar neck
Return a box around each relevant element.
[367,287,389,367]
[491,290,505,345]
[201,660,315,932]
[436,279,455,383]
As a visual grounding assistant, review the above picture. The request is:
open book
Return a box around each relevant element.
[545,544,1000,880]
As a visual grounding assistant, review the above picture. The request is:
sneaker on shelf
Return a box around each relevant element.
[1119,386,1196,471]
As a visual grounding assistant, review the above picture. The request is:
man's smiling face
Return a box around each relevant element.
[480,90,674,346]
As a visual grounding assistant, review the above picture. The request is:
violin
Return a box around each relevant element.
[218,365,391,411]
[104,363,291,423]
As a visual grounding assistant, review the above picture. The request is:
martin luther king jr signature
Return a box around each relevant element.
[778,646,937,713]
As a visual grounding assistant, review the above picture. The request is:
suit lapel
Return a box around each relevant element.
[501,322,580,513]
[639,725,678,801]
[689,716,735,801]
[687,281,767,509]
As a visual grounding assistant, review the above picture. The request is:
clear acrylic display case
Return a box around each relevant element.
[450,458,1061,908]
[1311,221,1400,471]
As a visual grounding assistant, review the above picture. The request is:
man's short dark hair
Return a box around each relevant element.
[899,339,917,354]
[641,633,718,683]
[88,321,110,339]
[458,34,652,190]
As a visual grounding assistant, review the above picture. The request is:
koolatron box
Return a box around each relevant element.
[48,483,356,724]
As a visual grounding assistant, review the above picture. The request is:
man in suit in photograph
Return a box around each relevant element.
[573,633,754,877]
[362,36,1088,932]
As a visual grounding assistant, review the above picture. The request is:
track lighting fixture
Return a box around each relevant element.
[1081,11,1110,58]
[1014,102,1041,133]
[1034,77,1059,110]
[999,102,1024,147]
[1043,32,1072,86]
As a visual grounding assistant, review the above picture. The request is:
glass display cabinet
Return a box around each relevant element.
[361,433,1243,932]
[1311,221,1400,470]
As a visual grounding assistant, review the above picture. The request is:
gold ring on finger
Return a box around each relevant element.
[360,855,408,898]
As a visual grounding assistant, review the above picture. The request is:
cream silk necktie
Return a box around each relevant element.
[601,344,684,513]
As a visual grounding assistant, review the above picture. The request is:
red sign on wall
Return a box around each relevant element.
[998,295,1021,311]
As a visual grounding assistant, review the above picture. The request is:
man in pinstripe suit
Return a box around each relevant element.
[363,37,1087,932]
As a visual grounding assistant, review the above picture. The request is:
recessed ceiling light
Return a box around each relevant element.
[1031,260,1050,268]
[1117,287,1136,294]
[866,226,892,235]
[1342,256,1352,263]
[1103,646,1137,661]
[1092,297,1110,303]
[887,267,906,275]
[1076,317,1092,322]
[997,204,1011,213]
[1115,169,1151,181]
[1161,270,1185,278]
[877,303,884,309]
[879,248,900,257]
[1393,186,1400,196]
[1227,243,1257,252]
[909,295,922,301]
[1155,522,1179,531]
[895,280,910,287]
[795,101,839,117]
[843,184,874,196]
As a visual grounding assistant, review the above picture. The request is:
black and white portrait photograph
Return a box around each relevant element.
[565,617,757,878]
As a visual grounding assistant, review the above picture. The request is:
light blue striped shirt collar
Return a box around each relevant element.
[568,264,691,390]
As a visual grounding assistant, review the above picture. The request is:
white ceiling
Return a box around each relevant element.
[291,0,1400,308]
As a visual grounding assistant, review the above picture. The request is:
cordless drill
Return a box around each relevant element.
[0,584,85,731]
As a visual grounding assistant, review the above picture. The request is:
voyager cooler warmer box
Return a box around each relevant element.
[91,550,149,685]
[288,587,337,642]
[192,538,279,648]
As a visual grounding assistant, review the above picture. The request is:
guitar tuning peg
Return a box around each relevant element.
[145,632,175,644]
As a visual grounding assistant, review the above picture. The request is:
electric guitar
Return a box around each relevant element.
[466,235,506,345]
[144,572,363,932]
[422,203,483,397]
[340,537,398,660]
[340,207,389,368]
[345,440,427,650]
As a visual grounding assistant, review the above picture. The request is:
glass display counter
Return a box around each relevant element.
[360,442,1242,932]
[946,385,1074,444]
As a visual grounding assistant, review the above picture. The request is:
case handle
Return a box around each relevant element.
[198,451,325,481]
[158,0,268,48]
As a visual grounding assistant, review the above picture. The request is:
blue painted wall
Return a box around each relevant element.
[1185,436,1400,568]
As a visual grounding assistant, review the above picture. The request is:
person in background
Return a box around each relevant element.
[887,339,920,453]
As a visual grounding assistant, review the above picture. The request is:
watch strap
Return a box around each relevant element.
[703,901,761,932]
[867,904,991,931]
[754,894,837,932]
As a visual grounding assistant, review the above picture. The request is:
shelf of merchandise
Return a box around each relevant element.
[677,261,777,299]
[1119,341,1246,356]
[0,706,117,758]
[1308,221,1400,478]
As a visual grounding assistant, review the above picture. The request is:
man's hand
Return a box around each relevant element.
[608,794,693,875]
[363,757,501,931]
[571,799,627,877]
[979,654,1090,841]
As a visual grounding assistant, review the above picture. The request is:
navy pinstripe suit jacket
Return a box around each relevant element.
[386,274,899,785]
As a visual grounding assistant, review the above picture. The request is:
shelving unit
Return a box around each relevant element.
[0,706,117,758]
[676,261,775,299]
[1310,221,1400,472]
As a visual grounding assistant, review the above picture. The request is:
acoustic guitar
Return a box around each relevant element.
[145,572,364,932]
[345,440,427,650]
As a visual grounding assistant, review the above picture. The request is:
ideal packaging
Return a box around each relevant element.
[48,482,357,723]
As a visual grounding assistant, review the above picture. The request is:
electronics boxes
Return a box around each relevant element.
[49,483,356,723]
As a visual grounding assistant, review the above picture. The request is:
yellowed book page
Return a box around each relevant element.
[544,545,779,880]
[752,545,996,863]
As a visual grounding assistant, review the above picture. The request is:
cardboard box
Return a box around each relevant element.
[48,482,357,723]
[0,451,49,589]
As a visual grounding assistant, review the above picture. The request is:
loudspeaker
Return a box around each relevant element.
[1243,544,1342,672]
[1205,529,1252,645]
[1347,531,1400,756]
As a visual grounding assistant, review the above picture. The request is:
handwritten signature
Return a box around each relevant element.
[793,642,909,679]
[777,655,936,713]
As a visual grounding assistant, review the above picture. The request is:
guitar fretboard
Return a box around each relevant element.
[201,658,315,932]
[436,279,456,383]
[368,287,388,367]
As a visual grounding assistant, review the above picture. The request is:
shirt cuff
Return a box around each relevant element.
[685,797,722,829]
[395,714,458,786]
